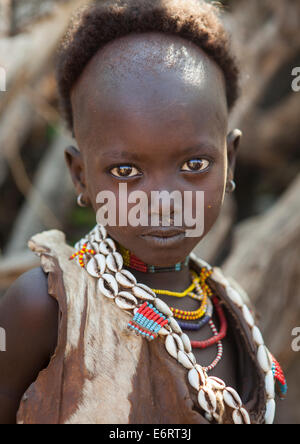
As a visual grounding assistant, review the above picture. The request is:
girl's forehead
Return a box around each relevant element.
[71,32,228,145]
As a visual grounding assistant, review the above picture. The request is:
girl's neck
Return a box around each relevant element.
[116,241,192,292]
[123,263,192,293]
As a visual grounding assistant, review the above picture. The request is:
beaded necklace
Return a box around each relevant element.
[69,224,283,424]
[170,293,208,320]
[150,266,227,371]
[178,297,213,331]
[117,241,190,273]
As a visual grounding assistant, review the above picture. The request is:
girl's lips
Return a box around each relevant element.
[140,231,186,247]
[141,227,186,237]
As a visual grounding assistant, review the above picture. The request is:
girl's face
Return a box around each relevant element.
[67,33,240,266]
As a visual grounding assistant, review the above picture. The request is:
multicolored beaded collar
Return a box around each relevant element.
[116,241,189,273]
[70,224,287,424]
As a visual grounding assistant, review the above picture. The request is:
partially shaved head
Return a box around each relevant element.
[57,0,239,130]
[71,32,228,145]
[65,30,241,268]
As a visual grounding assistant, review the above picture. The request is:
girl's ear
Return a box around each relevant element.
[226,129,242,182]
[65,146,90,204]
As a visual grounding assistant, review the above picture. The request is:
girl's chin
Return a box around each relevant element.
[135,235,192,267]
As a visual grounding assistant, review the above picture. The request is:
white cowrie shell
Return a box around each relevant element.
[198,387,217,413]
[232,409,243,424]
[265,399,276,424]
[106,252,123,272]
[239,407,251,424]
[188,367,200,391]
[74,239,86,251]
[226,286,243,308]
[158,327,170,336]
[211,268,229,287]
[207,376,226,391]
[86,254,106,278]
[168,317,182,334]
[98,273,118,299]
[181,333,192,353]
[90,241,100,254]
[132,284,156,301]
[257,345,272,373]
[223,387,242,409]
[115,269,137,288]
[252,326,264,346]
[187,352,196,366]
[177,350,194,369]
[195,364,207,386]
[94,225,107,242]
[265,371,275,399]
[242,304,255,328]
[154,298,173,317]
[172,333,184,351]
[99,239,116,255]
[115,291,137,310]
[232,408,251,425]
[92,225,107,243]
[165,334,178,359]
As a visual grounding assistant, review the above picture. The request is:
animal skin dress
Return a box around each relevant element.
[16,229,278,424]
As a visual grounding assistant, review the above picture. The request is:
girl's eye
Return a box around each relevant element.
[110,165,141,178]
[181,159,210,172]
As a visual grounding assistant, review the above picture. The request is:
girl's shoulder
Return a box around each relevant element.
[1,267,58,344]
[0,267,58,423]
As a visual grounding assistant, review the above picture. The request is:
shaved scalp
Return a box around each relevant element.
[71,33,228,143]
[57,0,240,130]
[75,32,225,89]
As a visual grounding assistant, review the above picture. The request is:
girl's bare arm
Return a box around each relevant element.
[0,267,58,424]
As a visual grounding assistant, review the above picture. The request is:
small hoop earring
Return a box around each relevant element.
[77,193,88,207]
[226,180,236,193]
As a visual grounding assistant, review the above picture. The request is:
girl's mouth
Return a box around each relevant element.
[140,228,186,247]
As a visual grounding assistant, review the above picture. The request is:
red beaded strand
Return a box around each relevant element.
[203,331,223,372]
[190,296,227,349]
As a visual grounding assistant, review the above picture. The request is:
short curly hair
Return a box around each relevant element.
[56,0,240,131]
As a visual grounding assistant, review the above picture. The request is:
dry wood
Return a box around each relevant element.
[228,0,300,174]
[0,0,91,184]
[5,128,75,255]
[222,174,300,364]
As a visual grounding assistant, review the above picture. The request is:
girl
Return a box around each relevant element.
[0,0,286,424]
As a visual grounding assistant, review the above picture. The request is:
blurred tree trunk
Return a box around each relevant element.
[222,0,300,424]
[222,174,300,424]
[228,0,300,181]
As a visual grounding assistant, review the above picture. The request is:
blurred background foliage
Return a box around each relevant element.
[0,0,299,423]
